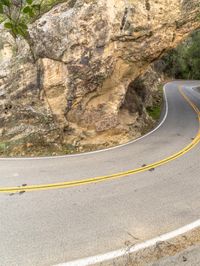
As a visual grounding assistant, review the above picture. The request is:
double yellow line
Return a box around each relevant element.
[1,87,200,193]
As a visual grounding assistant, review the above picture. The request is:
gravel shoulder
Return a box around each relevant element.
[147,244,200,266]
[125,227,200,266]
[97,227,200,266]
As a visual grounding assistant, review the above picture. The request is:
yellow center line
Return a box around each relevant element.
[1,87,200,193]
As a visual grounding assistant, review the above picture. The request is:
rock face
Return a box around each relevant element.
[0,0,200,155]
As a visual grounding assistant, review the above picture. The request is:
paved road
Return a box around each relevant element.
[0,81,200,266]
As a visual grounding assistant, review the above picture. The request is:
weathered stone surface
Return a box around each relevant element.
[0,0,200,155]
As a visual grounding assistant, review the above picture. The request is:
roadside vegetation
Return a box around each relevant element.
[162,30,200,80]
[146,30,200,123]
[146,105,162,121]
[146,84,163,122]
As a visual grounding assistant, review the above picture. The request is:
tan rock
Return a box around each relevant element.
[0,0,200,155]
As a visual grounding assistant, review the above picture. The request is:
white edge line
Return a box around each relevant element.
[0,83,169,161]
[56,82,200,266]
[56,219,200,266]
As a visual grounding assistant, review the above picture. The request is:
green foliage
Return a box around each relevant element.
[39,0,65,13]
[146,105,161,120]
[0,0,42,40]
[146,85,163,121]
[0,0,65,41]
[0,0,68,60]
[162,30,200,80]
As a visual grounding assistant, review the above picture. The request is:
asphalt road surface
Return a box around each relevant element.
[0,81,200,266]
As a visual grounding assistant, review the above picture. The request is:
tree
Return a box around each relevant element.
[162,30,200,80]
[0,0,41,61]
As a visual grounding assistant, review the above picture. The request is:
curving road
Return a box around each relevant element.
[0,81,200,266]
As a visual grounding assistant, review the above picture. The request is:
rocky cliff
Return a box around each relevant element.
[0,0,200,156]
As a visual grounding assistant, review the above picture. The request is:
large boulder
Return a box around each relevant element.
[0,0,200,155]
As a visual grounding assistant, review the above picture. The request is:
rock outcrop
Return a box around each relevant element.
[0,0,200,155]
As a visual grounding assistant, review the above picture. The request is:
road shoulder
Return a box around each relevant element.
[108,227,200,266]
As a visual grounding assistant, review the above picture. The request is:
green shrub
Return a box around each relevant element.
[162,30,200,80]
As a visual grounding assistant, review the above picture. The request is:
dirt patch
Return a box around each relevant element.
[102,227,200,266]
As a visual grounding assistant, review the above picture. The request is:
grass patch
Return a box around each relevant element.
[146,84,163,121]
[146,105,161,120]
[0,143,7,151]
